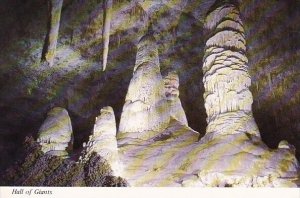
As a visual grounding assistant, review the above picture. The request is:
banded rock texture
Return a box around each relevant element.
[37,107,73,157]
[118,33,170,137]
[81,106,121,176]
[163,71,188,125]
[202,0,259,138]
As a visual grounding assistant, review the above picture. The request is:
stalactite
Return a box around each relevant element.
[41,0,64,67]
[102,0,113,71]
[117,33,121,48]
[267,73,272,90]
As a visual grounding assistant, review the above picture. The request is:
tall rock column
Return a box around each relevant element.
[41,0,63,67]
[37,107,73,157]
[118,33,169,136]
[202,0,260,139]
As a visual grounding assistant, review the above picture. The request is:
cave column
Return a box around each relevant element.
[41,0,64,67]
[202,0,260,138]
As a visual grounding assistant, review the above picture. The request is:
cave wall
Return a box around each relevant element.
[0,0,299,172]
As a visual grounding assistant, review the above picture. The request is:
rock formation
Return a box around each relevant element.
[102,0,113,71]
[41,0,64,67]
[118,32,170,137]
[163,71,188,125]
[37,107,73,157]
[81,106,121,176]
[188,0,299,187]
[2,0,300,188]
[202,0,260,139]
[117,0,300,187]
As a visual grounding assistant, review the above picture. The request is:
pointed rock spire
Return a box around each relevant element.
[118,31,169,135]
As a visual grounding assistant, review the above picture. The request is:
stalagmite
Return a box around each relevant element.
[163,71,188,125]
[102,0,113,71]
[81,106,121,176]
[202,0,260,138]
[37,107,73,157]
[118,32,169,136]
[41,0,64,67]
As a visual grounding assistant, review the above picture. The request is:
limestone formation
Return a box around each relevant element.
[81,107,121,176]
[102,0,113,71]
[163,71,188,125]
[37,107,73,157]
[118,32,169,136]
[117,0,299,187]
[41,0,64,67]
[202,0,260,138]
[193,0,300,187]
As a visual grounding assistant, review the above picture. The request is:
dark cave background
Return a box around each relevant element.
[0,0,300,172]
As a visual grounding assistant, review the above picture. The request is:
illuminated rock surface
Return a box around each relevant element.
[81,106,121,176]
[118,32,169,135]
[37,107,73,157]
[203,0,259,137]
[118,119,299,187]
[118,118,200,186]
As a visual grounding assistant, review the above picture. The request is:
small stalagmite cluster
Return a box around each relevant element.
[37,106,122,177]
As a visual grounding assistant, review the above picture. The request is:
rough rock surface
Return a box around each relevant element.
[118,32,169,135]
[163,71,188,125]
[81,106,121,176]
[37,107,73,157]
[118,119,299,187]
[0,136,128,186]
